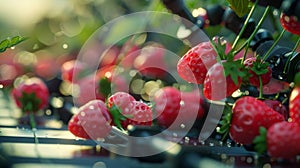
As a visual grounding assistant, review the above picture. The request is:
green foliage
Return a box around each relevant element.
[253,127,267,154]
[0,36,27,53]
[217,104,233,140]
[226,0,253,17]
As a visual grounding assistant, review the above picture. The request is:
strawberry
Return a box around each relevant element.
[289,73,300,124]
[68,100,112,139]
[243,57,272,87]
[203,62,242,100]
[266,121,300,159]
[263,99,289,121]
[177,41,217,84]
[153,87,181,128]
[280,13,300,36]
[229,96,285,145]
[107,91,135,113]
[153,87,206,128]
[107,92,152,129]
[120,100,152,129]
[12,77,49,113]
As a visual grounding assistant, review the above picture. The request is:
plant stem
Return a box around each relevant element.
[234,6,271,62]
[231,0,258,51]
[283,37,300,74]
[261,29,286,61]
[258,75,264,99]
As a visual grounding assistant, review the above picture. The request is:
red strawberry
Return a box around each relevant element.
[263,99,288,120]
[280,13,300,36]
[243,57,272,87]
[267,121,300,159]
[203,62,242,100]
[229,96,285,145]
[289,81,300,124]
[107,92,152,129]
[68,100,112,139]
[12,77,49,113]
[180,91,206,120]
[153,87,181,128]
[107,92,135,112]
[153,87,206,128]
[120,100,152,129]
[177,41,217,84]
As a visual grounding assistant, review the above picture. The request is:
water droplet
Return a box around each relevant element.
[173,133,178,137]
[209,142,214,146]
[226,141,232,147]
[62,43,68,49]
[80,112,86,117]
[184,137,190,143]
[180,124,185,128]
[180,100,185,106]
[199,140,205,145]
[246,157,253,163]
[10,46,15,50]
[262,163,272,168]
[89,105,95,110]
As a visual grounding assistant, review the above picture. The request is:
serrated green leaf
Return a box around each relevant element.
[227,0,253,17]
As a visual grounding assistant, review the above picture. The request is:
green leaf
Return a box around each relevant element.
[253,127,267,154]
[98,77,111,98]
[217,104,233,140]
[0,36,27,53]
[0,39,9,52]
[227,0,253,17]
[223,61,247,85]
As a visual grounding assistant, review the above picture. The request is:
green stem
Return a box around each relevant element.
[231,0,258,51]
[261,29,286,61]
[234,6,271,62]
[283,37,300,74]
[29,110,36,129]
[258,75,264,99]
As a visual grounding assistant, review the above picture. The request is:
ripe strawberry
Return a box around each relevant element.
[107,92,135,113]
[243,57,272,87]
[153,87,181,128]
[120,100,152,129]
[133,44,167,78]
[107,92,152,129]
[203,62,242,100]
[12,77,49,113]
[263,99,289,121]
[267,121,300,159]
[289,74,300,124]
[280,13,300,36]
[68,100,112,139]
[177,41,217,84]
[229,96,285,145]
[153,87,206,128]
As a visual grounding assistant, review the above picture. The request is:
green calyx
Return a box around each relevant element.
[108,104,133,130]
[217,104,233,141]
[253,127,267,154]
[19,92,41,113]
[250,58,270,76]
